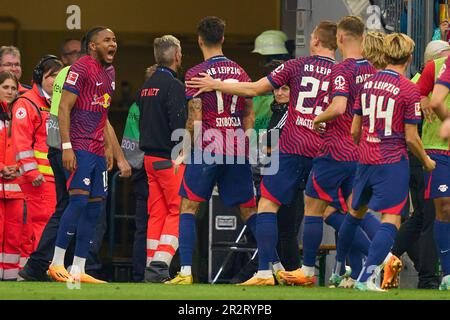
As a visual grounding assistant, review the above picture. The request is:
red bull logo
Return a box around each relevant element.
[92,93,111,109]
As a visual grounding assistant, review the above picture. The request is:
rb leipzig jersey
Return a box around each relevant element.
[63,55,115,156]
[353,69,422,165]
[319,58,377,162]
[185,55,251,156]
[436,55,450,89]
[267,55,335,157]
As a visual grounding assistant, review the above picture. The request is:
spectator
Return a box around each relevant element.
[0,71,24,280]
[60,39,81,67]
[0,46,30,94]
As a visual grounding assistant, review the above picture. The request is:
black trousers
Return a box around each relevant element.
[131,168,149,282]
[25,147,107,277]
[391,154,439,288]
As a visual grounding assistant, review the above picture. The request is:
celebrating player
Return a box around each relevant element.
[48,27,126,284]
[343,33,435,291]
[279,16,378,287]
[166,17,264,285]
[186,20,339,285]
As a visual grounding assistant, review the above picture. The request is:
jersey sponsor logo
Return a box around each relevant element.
[83,178,91,186]
[271,64,285,77]
[334,76,346,90]
[15,107,26,119]
[414,102,421,116]
[438,184,448,192]
[66,71,79,85]
[92,93,111,109]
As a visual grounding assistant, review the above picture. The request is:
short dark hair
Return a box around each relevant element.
[84,26,109,52]
[337,16,365,38]
[197,16,225,46]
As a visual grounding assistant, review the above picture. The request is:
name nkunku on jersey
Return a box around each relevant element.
[267,55,335,157]
[351,69,421,214]
[63,55,115,156]
[185,55,251,157]
[319,58,377,162]
[354,69,422,164]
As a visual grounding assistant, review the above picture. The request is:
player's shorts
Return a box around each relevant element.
[179,155,256,208]
[66,150,108,198]
[424,153,450,200]
[261,153,313,205]
[305,156,356,212]
[352,159,410,215]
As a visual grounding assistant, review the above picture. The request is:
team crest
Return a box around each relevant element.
[438,184,448,192]
[111,82,115,90]
[66,71,79,85]
[83,178,91,186]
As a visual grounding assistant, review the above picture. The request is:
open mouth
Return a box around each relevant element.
[106,49,116,60]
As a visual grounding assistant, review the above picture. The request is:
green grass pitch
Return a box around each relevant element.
[0,282,448,300]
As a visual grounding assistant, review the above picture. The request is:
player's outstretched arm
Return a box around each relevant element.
[351,115,362,145]
[59,90,78,172]
[429,83,449,121]
[186,73,273,97]
[405,123,436,172]
[312,96,348,132]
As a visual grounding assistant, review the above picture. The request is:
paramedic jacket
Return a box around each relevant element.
[137,66,187,159]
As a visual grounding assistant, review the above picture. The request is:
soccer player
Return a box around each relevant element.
[279,16,378,287]
[344,33,436,291]
[166,16,264,285]
[426,50,450,291]
[186,20,339,285]
[48,27,123,284]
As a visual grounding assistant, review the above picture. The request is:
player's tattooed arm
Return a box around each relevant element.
[174,98,202,172]
[405,123,436,172]
[186,98,202,146]
[313,96,347,132]
[59,90,78,172]
[351,115,362,145]
[186,73,273,97]
[429,84,450,121]
[243,98,255,133]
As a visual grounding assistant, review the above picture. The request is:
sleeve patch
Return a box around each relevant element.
[66,71,79,85]
[15,107,27,119]
[414,102,421,116]
[333,75,346,90]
